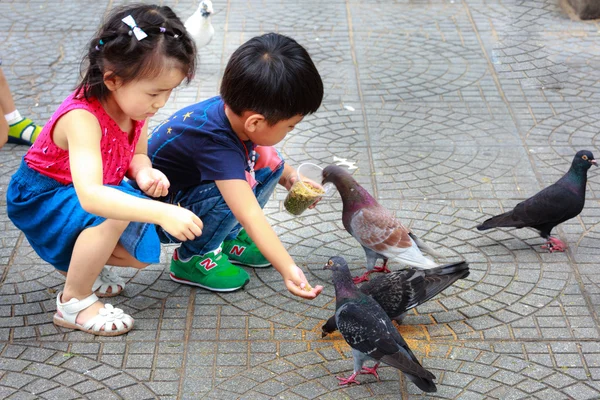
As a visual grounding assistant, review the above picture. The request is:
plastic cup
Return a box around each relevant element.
[284,163,333,215]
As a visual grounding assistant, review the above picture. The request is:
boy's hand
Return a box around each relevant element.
[159,205,204,241]
[287,174,324,209]
[284,265,323,299]
[136,167,170,198]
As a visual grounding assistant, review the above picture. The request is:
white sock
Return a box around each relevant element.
[5,109,23,125]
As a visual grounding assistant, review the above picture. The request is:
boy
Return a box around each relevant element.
[147,33,324,299]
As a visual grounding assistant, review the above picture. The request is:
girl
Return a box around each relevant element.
[7,4,203,336]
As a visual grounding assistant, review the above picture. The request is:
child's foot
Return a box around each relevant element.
[53,292,133,336]
[222,229,271,268]
[7,117,42,145]
[93,266,126,297]
[169,247,250,292]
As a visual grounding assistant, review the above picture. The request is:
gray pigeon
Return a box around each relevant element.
[477,150,597,252]
[322,260,469,337]
[324,256,437,392]
[322,165,448,283]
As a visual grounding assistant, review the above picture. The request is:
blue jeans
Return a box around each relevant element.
[158,164,284,259]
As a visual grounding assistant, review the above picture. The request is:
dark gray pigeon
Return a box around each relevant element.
[323,165,446,283]
[324,256,437,392]
[477,150,597,252]
[322,260,469,337]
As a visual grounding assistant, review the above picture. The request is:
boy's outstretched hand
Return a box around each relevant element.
[284,265,323,299]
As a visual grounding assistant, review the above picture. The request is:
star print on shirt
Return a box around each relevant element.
[182,112,193,121]
[167,127,173,134]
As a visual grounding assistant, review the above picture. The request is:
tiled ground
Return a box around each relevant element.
[1,0,600,398]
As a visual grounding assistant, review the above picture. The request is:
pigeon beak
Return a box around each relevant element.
[323,263,332,270]
[592,159,598,167]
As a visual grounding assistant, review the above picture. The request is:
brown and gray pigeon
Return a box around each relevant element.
[322,165,449,283]
[477,150,597,252]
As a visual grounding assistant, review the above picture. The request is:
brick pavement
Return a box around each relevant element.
[1,0,600,398]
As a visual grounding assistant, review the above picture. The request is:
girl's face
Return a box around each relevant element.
[106,66,186,121]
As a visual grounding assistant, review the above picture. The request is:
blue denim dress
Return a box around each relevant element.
[7,159,161,271]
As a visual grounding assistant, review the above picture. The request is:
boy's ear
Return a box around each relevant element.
[244,113,266,133]
[103,71,122,92]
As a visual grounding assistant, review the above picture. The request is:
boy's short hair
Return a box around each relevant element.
[220,33,323,125]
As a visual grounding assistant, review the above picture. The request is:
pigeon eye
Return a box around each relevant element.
[327,260,333,266]
[582,155,589,160]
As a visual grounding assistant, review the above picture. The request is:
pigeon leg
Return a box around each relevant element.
[372,259,391,274]
[359,363,380,381]
[353,271,371,284]
[541,237,567,252]
[336,372,361,385]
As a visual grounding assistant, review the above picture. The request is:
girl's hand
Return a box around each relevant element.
[283,265,323,299]
[159,205,204,241]
[136,167,170,198]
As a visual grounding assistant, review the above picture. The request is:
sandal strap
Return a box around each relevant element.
[56,291,99,323]
[83,305,133,333]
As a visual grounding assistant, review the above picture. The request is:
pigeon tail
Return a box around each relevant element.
[409,232,444,258]
[426,260,469,277]
[477,210,520,230]
[405,372,437,393]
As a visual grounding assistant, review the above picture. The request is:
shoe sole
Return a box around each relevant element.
[53,314,133,336]
[229,260,272,268]
[169,273,249,292]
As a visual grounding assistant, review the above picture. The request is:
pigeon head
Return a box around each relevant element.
[322,165,376,211]
[322,165,351,186]
[200,0,214,17]
[571,150,597,173]
[324,256,359,300]
[323,256,349,272]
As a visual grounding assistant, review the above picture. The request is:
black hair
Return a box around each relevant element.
[220,33,324,125]
[76,3,196,101]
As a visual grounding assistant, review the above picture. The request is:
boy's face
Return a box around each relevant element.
[243,114,304,146]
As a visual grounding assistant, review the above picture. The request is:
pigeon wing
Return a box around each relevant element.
[513,185,582,227]
[359,269,427,317]
[350,208,412,252]
[351,208,437,268]
[421,261,470,304]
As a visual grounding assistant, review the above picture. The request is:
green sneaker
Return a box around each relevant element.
[169,247,250,292]
[222,229,271,268]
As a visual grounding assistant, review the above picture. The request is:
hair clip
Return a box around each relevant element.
[122,15,148,41]
[95,39,105,51]
[159,27,166,33]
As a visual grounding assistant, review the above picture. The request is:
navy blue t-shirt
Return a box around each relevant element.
[148,96,252,193]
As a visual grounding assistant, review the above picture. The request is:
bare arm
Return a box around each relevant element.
[57,109,202,241]
[127,122,169,198]
[216,178,322,299]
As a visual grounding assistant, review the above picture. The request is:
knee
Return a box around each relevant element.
[130,260,150,269]
[105,219,130,235]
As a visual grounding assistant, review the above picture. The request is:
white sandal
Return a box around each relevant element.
[53,291,134,336]
[92,266,126,298]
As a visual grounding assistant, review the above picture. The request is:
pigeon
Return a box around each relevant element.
[322,164,448,283]
[477,150,597,252]
[322,260,469,337]
[324,256,437,392]
[184,0,215,50]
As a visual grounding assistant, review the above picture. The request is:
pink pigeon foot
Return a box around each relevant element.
[541,237,567,252]
[353,271,371,284]
[360,363,380,380]
[372,264,391,274]
[337,372,361,385]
